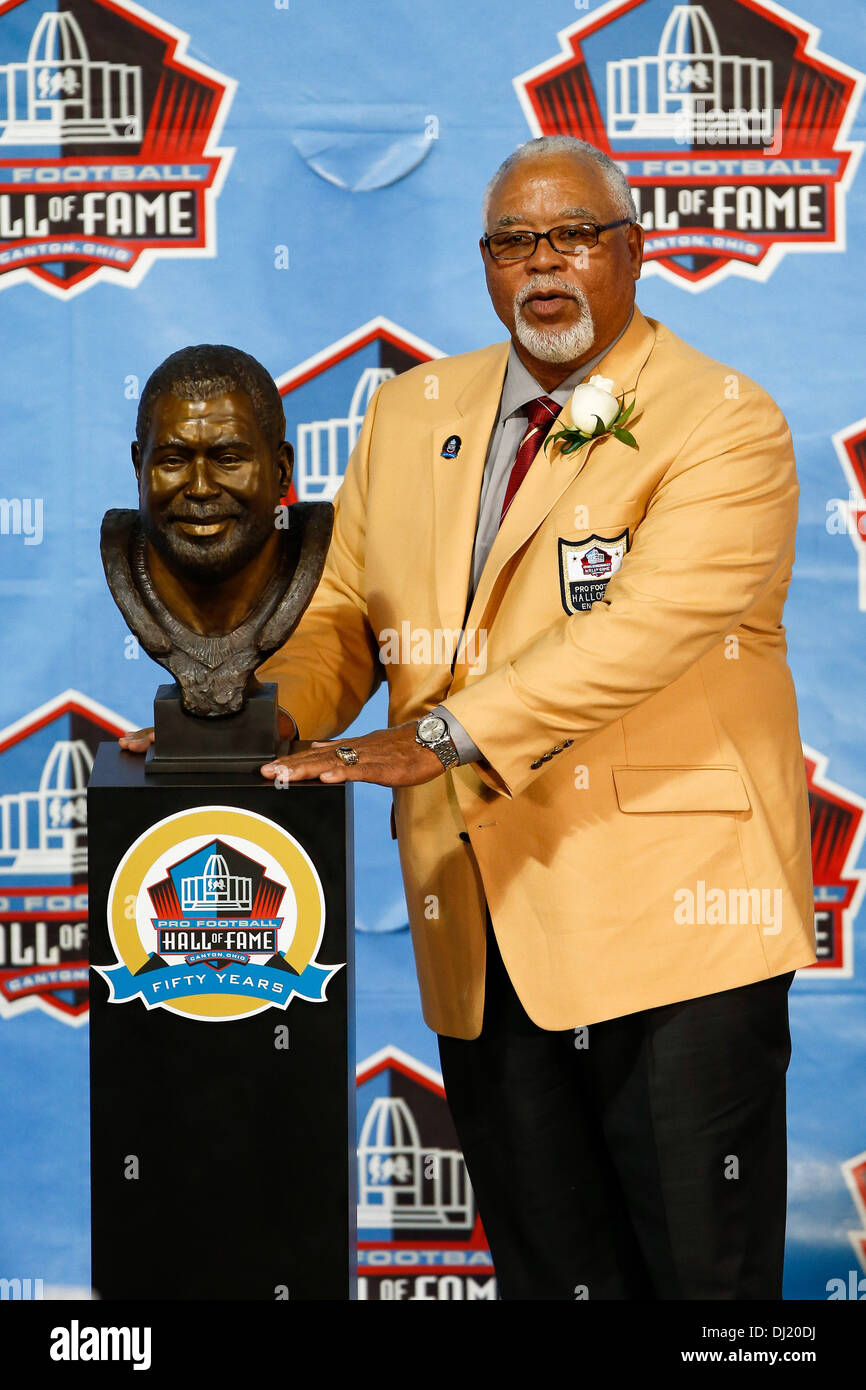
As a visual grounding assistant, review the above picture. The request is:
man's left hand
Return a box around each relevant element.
[260,722,446,787]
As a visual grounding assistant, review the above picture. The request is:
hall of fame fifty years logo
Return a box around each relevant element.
[96,805,341,1022]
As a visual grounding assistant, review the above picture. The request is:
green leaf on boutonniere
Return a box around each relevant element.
[544,391,639,457]
[545,427,590,454]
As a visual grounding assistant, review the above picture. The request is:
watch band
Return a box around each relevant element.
[415,717,459,770]
[428,736,459,770]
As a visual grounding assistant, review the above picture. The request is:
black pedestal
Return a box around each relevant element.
[87,743,355,1301]
[147,681,283,774]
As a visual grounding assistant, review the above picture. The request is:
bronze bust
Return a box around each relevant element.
[101,343,332,730]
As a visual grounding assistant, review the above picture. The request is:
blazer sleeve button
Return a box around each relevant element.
[530,760,542,770]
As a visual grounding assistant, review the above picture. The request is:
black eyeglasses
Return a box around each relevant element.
[483,219,633,260]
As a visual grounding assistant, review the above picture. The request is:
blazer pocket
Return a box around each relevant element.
[575,508,642,531]
[612,765,751,813]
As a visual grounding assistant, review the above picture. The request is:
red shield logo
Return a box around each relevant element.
[276,317,443,505]
[0,0,235,296]
[832,419,866,610]
[514,0,863,290]
[356,1046,495,1299]
[843,1150,866,1276]
[0,689,129,1023]
[804,745,865,977]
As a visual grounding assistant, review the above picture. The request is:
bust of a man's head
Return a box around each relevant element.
[102,344,333,717]
[132,344,292,623]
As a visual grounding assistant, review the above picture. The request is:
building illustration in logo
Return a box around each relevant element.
[514,0,863,289]
[358,1094,473,1231]
[180,850,252,915]
[803,746,865,978]
[832,418,866,611]
[0,690,129,1024]
[146,836,286,964]
[0,9,142,146]
[581,545,613,578]
[356,1047,495,1300]
[607,4,773,142]
[0,737,91,877]
[99,807,340,1021]
[0,0,235,297]
[278,318,442,506]
[296,367,396,502]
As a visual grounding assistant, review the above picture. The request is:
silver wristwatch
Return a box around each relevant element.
[415,713,459,770]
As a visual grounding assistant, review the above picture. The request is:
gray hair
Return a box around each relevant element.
[481,136,637,231]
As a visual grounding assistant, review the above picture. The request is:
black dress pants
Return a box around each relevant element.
[437,914,795,1301]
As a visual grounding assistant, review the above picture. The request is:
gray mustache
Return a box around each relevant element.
[515,276,587,310]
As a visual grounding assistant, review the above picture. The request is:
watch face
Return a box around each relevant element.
[418,714,447,743]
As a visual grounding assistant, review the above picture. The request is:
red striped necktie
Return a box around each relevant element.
[499,395,562,525]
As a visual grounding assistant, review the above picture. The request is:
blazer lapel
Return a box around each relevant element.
[430,342,510,637]
[461,307,658,645]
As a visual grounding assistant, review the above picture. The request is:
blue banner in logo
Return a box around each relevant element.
[99,955,341,1009]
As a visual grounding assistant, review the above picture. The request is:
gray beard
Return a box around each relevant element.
[514,310,596,363]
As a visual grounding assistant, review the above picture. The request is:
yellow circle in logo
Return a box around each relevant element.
[106,806,328,1021]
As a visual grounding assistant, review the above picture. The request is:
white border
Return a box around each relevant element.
[356,1043,444,1088]
[0,686,134,746]
[0,0,236,299]
[513,0,865,293]
[274,316,444,394]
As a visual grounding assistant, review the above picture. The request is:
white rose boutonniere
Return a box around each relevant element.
[544,374,638,456]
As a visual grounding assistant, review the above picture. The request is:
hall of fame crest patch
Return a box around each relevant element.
[558,529,629,613]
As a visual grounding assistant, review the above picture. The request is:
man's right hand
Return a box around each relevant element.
[118,708,297,754]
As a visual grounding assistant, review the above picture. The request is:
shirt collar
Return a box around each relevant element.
[500,307,635,419]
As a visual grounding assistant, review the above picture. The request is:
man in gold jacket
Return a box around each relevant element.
[128,137,816,1299]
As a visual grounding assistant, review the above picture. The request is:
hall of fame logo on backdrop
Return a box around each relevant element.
[97,806,340,1022]
[0,689,129,1025]
[832,418,866,611]
[842,1150,866,1278]
[356,1046,496,1300]
[276,317,442,505]
[803,746,865,979]
[514,0,863,290]
[0,0,235,297]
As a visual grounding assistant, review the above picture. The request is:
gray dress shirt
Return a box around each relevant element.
[433,320,631,764]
